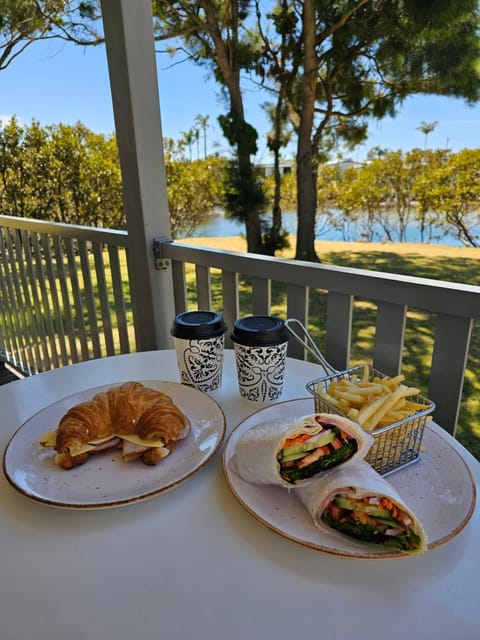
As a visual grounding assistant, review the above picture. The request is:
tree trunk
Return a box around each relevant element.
[201,0,264,254]
[295,0,320,262]
[265,102,285,256]
[238,147,263,253]
[296,148,319,261]
[228,86,263,253]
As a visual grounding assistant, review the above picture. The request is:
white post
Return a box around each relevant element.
[100,0,174,350]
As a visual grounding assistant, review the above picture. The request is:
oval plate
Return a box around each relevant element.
[223,398,476,559]
[3,380,225,509]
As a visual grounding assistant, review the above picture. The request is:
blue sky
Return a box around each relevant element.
[2,37,480,163]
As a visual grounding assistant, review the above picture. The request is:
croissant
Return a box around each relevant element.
[40,382,190,469]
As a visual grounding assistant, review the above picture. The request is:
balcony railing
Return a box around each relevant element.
[1,215,479,440]
[0,215,134,375]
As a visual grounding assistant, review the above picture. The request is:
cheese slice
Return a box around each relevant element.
[39,431,166,454]
[117,433,165,448]
[39,429,57,448]
[39,432,118,450]
[68,435,123,456]
[62,442,96,456]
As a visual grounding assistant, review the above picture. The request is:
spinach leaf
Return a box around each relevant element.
[321,512,421,552]
[280,436,357,483]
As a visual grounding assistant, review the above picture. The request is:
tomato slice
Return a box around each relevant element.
[282,433,312,449]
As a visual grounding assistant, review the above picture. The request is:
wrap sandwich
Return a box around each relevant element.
[295,462,428,554]
[232,413,373,488]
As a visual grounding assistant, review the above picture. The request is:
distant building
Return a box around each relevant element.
[326,160,365,172]
[257,159,364,176]
[256,160,294,177]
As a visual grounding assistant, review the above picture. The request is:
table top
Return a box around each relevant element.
[1,349,479,640]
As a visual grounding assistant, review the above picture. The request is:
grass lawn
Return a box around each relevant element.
[181,235,480,461]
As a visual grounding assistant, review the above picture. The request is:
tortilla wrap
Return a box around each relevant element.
[232,413,374,488]
[295,462,428,554]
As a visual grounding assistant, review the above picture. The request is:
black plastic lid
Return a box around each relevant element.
[231,315,288,347]
[171,310,227,339]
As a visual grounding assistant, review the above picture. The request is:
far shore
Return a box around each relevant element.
[180,235,480,261]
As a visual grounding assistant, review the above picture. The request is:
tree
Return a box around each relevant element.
[0,117,227,235]
[411,148,450,243]
[0,118,124,226]
[262,100,291,253]
[420,149,480,247]
[375,150,418,242]
[165,152,226,237]
[0,1,102,70]
[417,121,439,150]
[335,163,387,242]
[180,128,196,161]
[260,0,480,260]
[153,1,269,254]
[194,114,210,159]
[333,148,480,245]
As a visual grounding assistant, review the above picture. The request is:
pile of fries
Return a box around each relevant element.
[314,364,432,433]
[308,364,434,474]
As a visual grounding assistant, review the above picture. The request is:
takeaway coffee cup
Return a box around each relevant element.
[231,315,289,403]
[171,310,227,393]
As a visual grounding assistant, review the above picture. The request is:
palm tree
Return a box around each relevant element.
[194,114,210,159]
[417,121,439,149]
[180,128,195,161]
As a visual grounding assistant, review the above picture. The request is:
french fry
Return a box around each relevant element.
[335,390,364,404]
[347,407,360,421]
[362,385,410,431]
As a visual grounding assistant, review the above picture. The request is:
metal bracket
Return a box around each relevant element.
[152,236,172,271]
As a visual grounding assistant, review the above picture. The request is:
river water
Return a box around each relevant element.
[191,210,473,247]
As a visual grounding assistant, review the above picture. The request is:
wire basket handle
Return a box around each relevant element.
[285,318,337,376]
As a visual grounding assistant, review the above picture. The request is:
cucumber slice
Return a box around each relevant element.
[334,496,357,510]
[281,450,312,462]
[282,431,335,457]
[334,497,397,523]
[363,505,396,520]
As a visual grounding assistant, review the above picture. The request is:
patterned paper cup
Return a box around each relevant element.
[171,311,227,393]
[231,316,289,403]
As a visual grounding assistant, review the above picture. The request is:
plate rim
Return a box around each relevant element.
[222,397,477,559]
[3,380,226,510]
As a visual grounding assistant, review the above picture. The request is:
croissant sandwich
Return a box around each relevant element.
[39,382,190,469]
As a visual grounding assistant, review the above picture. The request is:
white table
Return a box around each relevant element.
[1,349,479,640]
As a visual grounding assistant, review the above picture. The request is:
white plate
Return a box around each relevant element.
[223,398,477,559]
[3,380,225,509]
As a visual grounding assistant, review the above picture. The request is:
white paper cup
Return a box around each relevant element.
[171,311,227,393]
[231,316,289,403]
[173,335,225,392]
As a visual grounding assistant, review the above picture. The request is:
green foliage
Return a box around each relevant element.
[0,118,124,227]
[153,2,271,253]
[0,119,228,236]
[260,0,480,260]
[263,171,296,211]
[0,1,102,70]
[333,150,480,246]
[165,153,227,238]
[218,112,258,155]
[418,149,480,246]
[222,159,267,221]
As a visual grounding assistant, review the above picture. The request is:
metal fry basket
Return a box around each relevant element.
[306,365,435,476]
